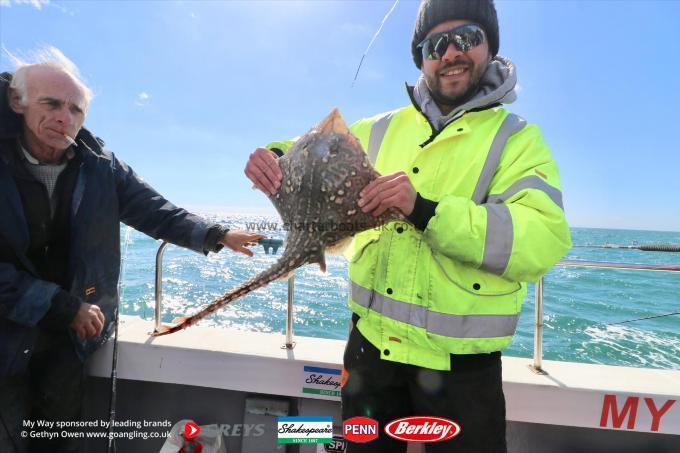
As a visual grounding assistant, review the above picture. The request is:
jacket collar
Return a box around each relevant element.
[0,72,23,140]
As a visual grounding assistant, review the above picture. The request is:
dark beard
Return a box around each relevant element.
[429,78,480,111]
[425,58,486,113]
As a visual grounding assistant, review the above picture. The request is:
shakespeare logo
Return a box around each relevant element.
[277,416,333,444]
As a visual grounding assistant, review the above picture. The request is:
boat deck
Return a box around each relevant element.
[83,315,680,452]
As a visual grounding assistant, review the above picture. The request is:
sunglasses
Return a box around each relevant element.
[417,23,486,61]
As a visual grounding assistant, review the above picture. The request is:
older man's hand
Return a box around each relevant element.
[358,171,417,217]
[220,230,265,257]
[244,147,282,196]
[70,303,105,340]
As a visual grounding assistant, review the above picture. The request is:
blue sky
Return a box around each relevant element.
[1,0,679,232]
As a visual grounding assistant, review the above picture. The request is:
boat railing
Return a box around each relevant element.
[153,241,679,367]
[154,240,296,349]
[531,260,680,374]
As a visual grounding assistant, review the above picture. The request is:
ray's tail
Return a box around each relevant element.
[151,250,304,336]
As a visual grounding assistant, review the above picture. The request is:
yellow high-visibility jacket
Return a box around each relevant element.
[268,103,571,371]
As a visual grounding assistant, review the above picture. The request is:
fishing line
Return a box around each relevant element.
[107,225,132,453]
[608,311,680,326]
[351,0,400,87]
[573,244,680,252]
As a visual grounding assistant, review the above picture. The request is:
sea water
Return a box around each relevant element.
[118,215,679,370]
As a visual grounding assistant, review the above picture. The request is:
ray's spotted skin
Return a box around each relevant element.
[152,109,406,336]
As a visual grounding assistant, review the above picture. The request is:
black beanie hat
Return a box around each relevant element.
[411,0,499,68]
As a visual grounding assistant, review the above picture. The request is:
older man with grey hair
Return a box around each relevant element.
[0,48,262,453]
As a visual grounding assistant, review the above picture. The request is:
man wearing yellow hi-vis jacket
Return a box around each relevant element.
[245,1,571,451]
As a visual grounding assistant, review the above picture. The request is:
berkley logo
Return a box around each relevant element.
[343,416,378,443]
[384,416,460,442]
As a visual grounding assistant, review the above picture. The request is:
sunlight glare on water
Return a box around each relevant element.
[118,216,680,370]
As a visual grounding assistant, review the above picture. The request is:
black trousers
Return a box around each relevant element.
[341,324,507,453]
[0,331,84,453]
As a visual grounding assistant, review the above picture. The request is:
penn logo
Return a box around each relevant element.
[343,416,379,443]
[384,416,460,442]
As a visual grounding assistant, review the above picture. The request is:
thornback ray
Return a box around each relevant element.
[152,108,407,336]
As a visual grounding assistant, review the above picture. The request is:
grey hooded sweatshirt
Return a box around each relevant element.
[411,56,517,133]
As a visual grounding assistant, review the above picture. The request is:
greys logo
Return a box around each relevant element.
[219,424,265,437]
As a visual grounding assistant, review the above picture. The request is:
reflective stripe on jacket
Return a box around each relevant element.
[268,105,571,371]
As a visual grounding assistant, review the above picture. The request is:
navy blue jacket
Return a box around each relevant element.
[0,73,217,377]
